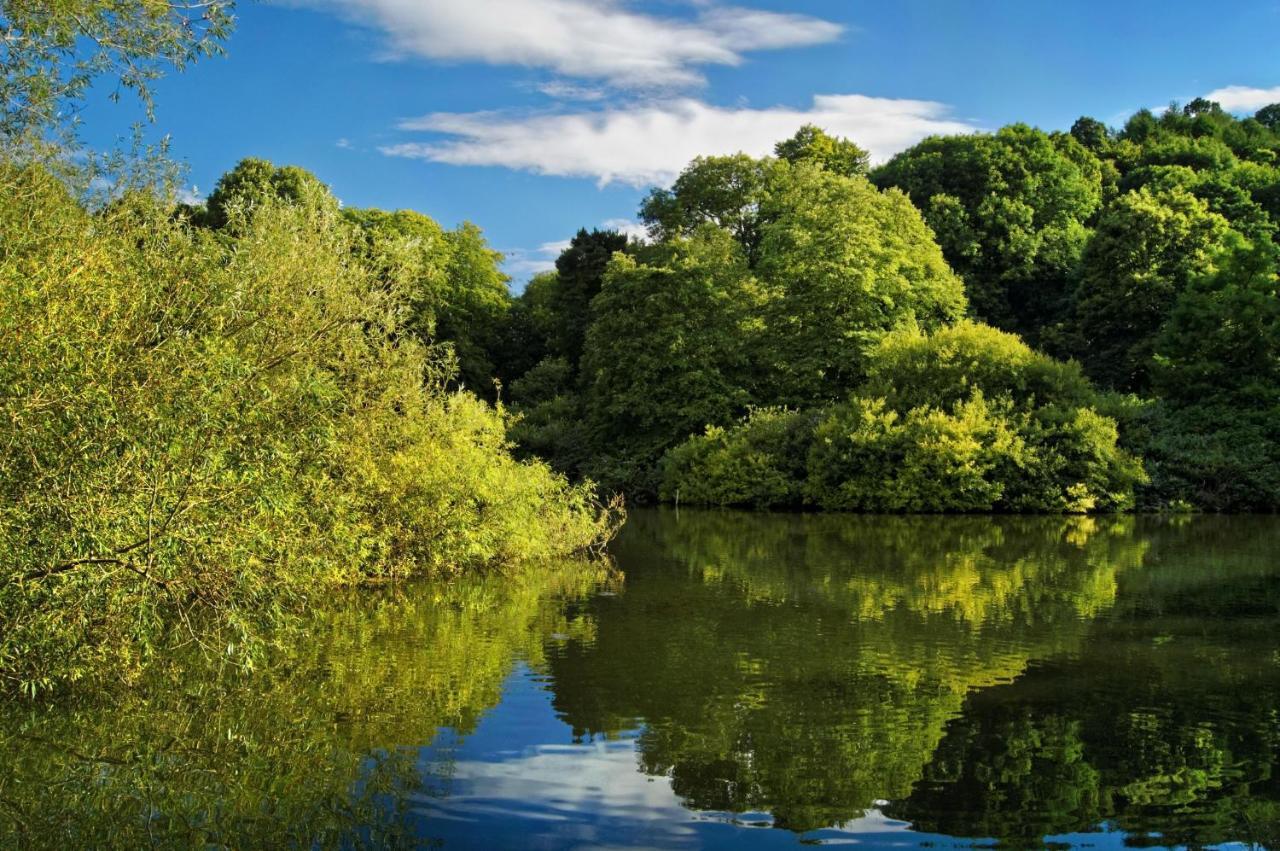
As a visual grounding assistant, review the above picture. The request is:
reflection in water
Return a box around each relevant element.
[0,560,613,848]
[3,511,1279,848]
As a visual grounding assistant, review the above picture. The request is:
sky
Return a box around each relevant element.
[80,0,1280,287]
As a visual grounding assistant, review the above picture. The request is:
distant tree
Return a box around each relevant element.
[774,124,870,177]
[640,154,772,264]
[756,162,967,405]
[550,228,630,367]
[1070,116,1111,153]
[1257,104,1280,131]
[1072,186,1233,391]
[204,158,339,230]
[580,227,765,497]
[873,125,1103,341]
[438,222,511,393]
[1152,235,1280,406]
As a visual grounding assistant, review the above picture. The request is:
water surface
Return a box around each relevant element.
[3,511,1279,848]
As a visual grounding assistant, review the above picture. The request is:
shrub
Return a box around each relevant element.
[660,408,815,508]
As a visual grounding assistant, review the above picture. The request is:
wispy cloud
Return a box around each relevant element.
[601,217,649,242]
[1202,84,1280,113]
[504,218,649,283]
[383,94,980,187]
[504,238,572,279]
[303,0,841,89]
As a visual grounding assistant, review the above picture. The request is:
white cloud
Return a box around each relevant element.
[1201,84,1280,113]
[383,94,980,187]
[601,217,649,242]
[335,137,352,149]
[304,0,841,89]
[504,220,649,284]
[504,238,572,279]
[533,80,608,101]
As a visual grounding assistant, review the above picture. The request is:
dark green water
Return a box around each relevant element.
[3,511,1279,848]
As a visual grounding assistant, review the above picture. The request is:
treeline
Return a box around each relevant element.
[487,105,1280,512]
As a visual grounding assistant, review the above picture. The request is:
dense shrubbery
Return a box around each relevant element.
[662,323,1145,513]
[659,408,814,509]
[0,163,615,696]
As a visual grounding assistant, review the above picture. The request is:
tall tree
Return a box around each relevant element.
[873,124,1104,342]
[1072,186,1233,392]
[550,228,629,367]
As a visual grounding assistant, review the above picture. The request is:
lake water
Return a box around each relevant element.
[4,510,1279,848]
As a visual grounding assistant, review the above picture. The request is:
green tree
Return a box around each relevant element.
[805,322,1144,513]
[0,162,613,697]
[436,222,511,393]
[639,153,772,264]
[204,157,339,230]
[773,124,870,177]
[873,125,1104,341]
[1257,103,1280,132]
[1072,186,1233,391]
[0,0,233,139]
[549,228,630,367]
[756,162,967,405]
[579,227,766,497]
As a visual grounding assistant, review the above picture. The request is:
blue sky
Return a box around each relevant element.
[80,0,1280,286]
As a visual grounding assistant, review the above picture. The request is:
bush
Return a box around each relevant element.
[660,408,815,508]
[807,324,1145,513]
[0,164,615,697]
[665,322,1145,513]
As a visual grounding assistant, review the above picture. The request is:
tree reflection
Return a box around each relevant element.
[0,560,612,848]
[547,510,1148,832]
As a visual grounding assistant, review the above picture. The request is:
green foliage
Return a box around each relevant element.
[659,408,814,508]
[755,162,967,404]
[1071,186,1234,391]
[873,125,1103,341]
[1152,235,1280,406]
[773,124,870,177]
[639,153,771,263]
[0,161,615,697]
[204,156,339,230]
[809,323,1144,513]
[667,323,1142,513]
[343,208,512,395]
[549,228,630,367]
[0,0,233,140]
[579,227,765,497]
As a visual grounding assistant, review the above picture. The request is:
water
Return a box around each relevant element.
[3,510,1279,848]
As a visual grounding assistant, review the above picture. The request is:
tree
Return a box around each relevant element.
[756,162,967,405]
[579,227,766,497]
[1072,186,1233,391]
[639,154,772,264]
[774,124,870,177]
[1258,104,1280,132]
[204,157,339,230]
[804,322,1143,513]
[0,0,233,139]
[1070,116,1111,153]
[549,228,629,367]
[873,125,1103,341]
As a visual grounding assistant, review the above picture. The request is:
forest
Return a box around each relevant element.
[3,1,1280,698]
[498,110,1280,513]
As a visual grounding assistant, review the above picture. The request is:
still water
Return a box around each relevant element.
[3,510,1279,848]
